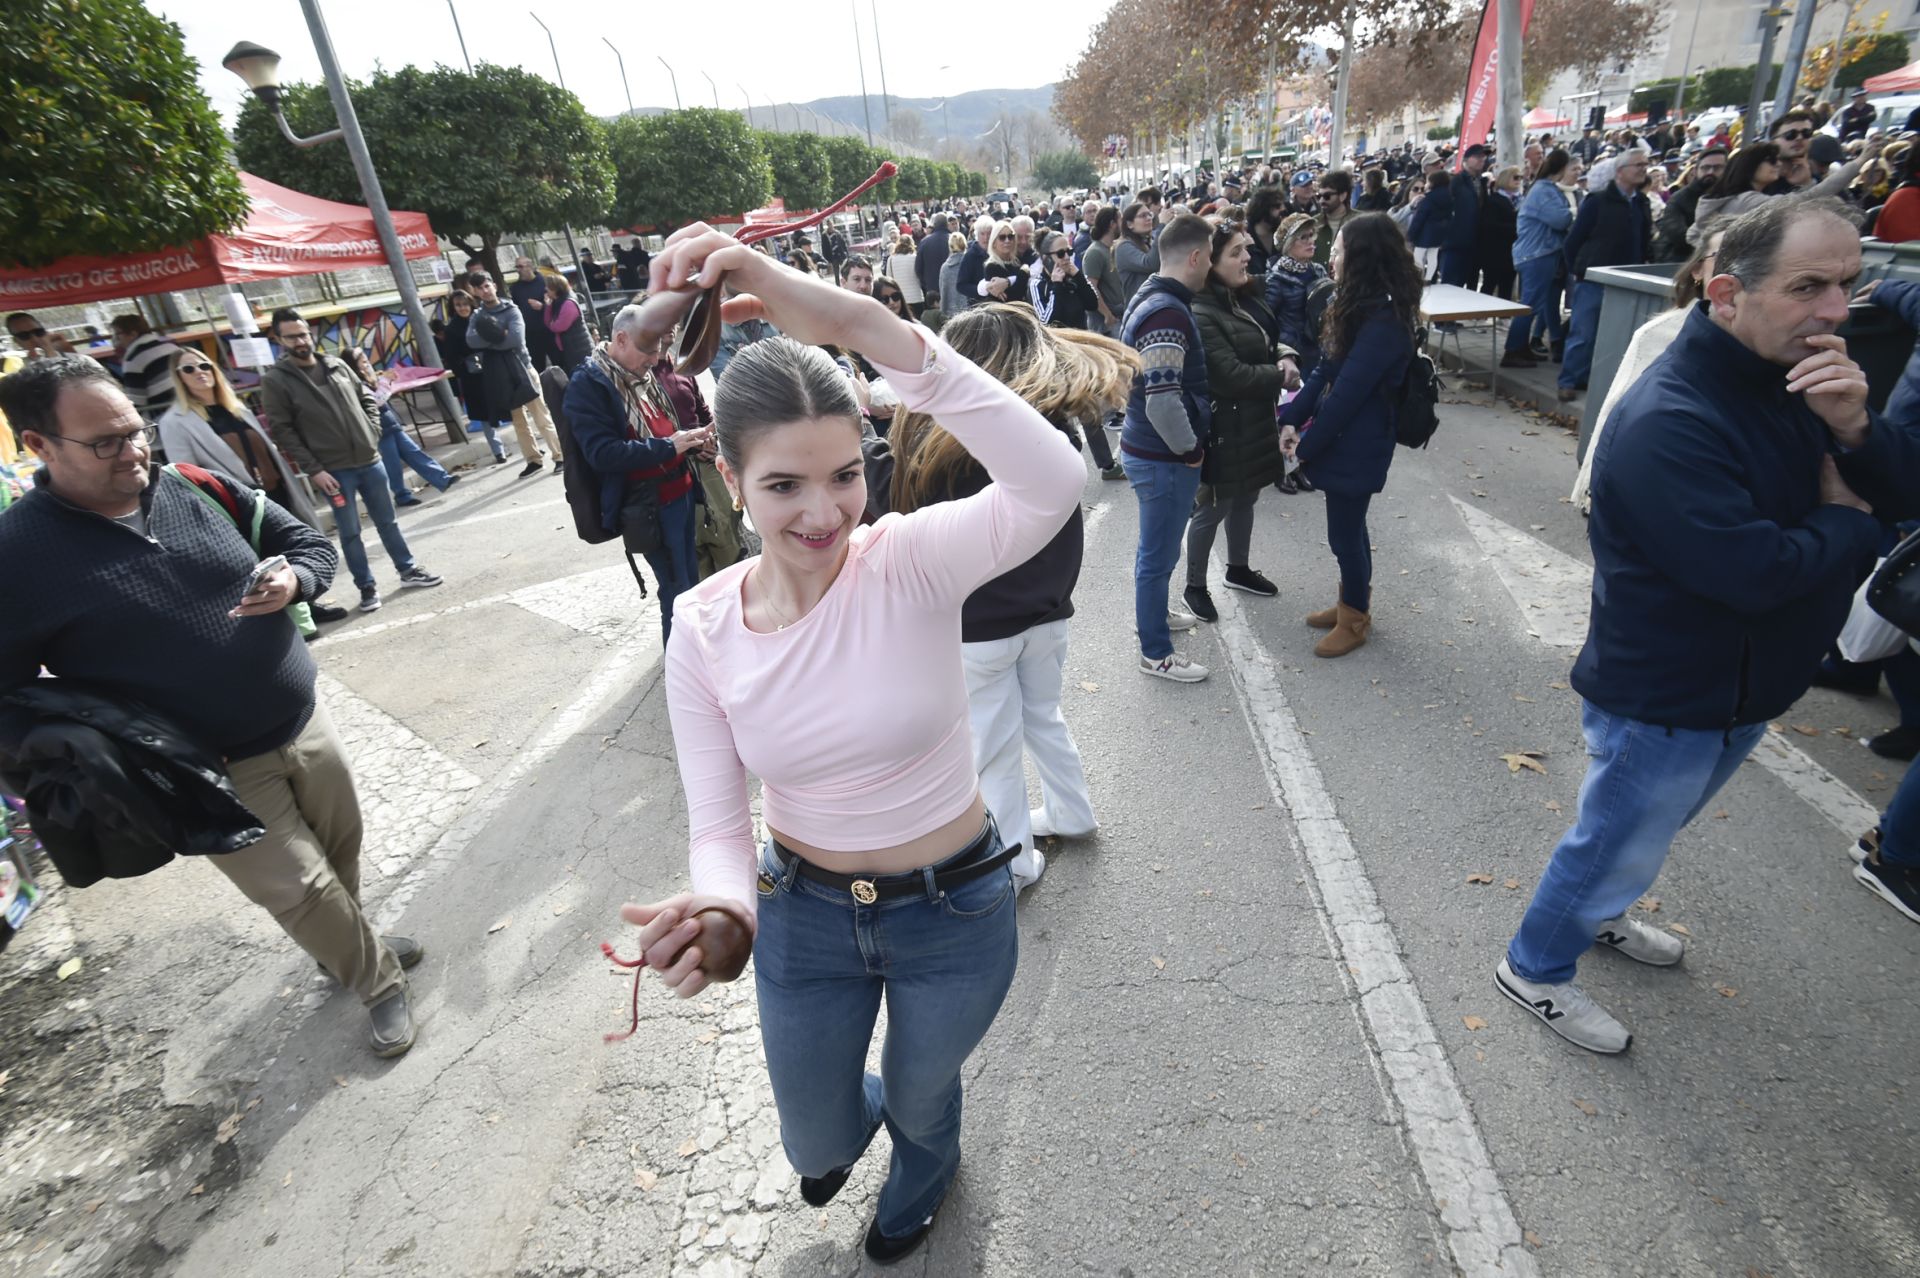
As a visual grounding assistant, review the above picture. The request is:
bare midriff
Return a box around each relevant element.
[768,792,989,876]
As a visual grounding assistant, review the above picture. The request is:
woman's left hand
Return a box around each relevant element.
[1278,357,1301,390]
[1279,424,1300,457]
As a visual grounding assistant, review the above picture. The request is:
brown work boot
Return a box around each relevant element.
[1306,592,1342,630]
[1314,602,1371,658]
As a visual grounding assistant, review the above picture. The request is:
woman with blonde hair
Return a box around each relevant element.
[980,219,1026,305]
[883,234,926,316]
[890,303,1136,888]
[157,348,320,529]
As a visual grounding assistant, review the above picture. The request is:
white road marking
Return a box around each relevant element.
[405,491,570,537]
[314,563,628,646]
[1211,559,1538,1278]
[1453,497,1881,838]
[1083,499,1112,544]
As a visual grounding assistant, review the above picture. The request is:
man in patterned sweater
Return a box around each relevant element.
[1117,212,1216,684]
[0,356,425,1058]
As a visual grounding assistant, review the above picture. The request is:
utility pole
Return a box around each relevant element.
[1750,6,1788,134]
[1496,0,1525,171]
[527,12,595,321]
[657,56,680,109]
[1672,0,1707,118]
[871,0,893,134]
[446,1,471,73]
[1328,9,1354,165]
[529,12,564,91]
[1772,0,1819,118]
[702,71,719,111]
[851,0,875,144]
[603,38,632,115]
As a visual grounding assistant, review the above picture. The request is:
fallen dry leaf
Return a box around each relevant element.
[1768,722,1785,735]
[1669,923,1692,937]
[282,1171,293,1187]
[1472,489,1488,498]
[1513,694,1536,703]
[1150,956,1167,970]
[331,1075,348,1089]
[1790,725,1820,737]
[487,916,511,934]
[1500,752,1548,775]
[1079,681,1099,693]
[1503,879,1521,890]
[676,1137,699,1158]
[189,1184,205,1196]
[1547,681,1570,690]
[1525,1230,1544,1248]
[695,1029,720,1045]
[56,957,82,981]
[214,1113,243,1145]
[551,902,570,916]
[1466,873,1495,885]
[1636,895,1661,913]
[1544,799,1563,812]
[84,1198,104,1214]
[471,739,489,749]
[1462,1015,1489,1031]
[1715,984,1738,998]
[1572,1098,1598,1117]
[634,1168,658,1191]
[1713,810,1730,820]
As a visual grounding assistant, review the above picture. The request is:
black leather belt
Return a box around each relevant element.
[768,824,1020,904]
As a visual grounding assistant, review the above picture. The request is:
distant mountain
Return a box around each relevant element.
[612,85,1058,153]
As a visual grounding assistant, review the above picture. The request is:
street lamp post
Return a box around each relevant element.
[739,83,753,127]
[529,11,565,92]
[526,11,597,319]
[702,71,720,111]
[223,21,464,439]
[603,38,633,115]
[446,0,471,74]
[657,56,681,109]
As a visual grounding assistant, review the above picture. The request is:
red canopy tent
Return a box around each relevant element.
[0,172,440,310]
[1522,107,1571,130]
[1864,60,1920,93]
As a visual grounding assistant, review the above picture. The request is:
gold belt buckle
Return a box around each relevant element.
[850,879,878,905]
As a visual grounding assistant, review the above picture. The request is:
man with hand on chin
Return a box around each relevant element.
[0,356,426,1058]
[1497,198,1920,1055]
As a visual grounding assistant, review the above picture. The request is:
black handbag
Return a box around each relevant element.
[1866,526,1920,635]
[618,479,663,556]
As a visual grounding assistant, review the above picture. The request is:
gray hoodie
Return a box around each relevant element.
[468,299,533,371]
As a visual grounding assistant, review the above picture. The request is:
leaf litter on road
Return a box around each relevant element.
[1500,751,1548,775]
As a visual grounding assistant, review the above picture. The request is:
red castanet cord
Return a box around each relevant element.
[735,161,898,247]
[600,940,647,1044]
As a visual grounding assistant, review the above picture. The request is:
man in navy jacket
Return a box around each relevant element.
[1437,144,1489,286]
[1499,199,1920,1054]
[1557,148,1653,400]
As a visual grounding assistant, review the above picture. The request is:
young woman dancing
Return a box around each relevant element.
[617,222,1086,1264]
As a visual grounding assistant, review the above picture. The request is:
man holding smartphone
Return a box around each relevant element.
[0,356,426,1058]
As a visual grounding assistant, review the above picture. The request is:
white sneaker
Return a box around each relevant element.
[1594,915,1685,966]
[1030,808,1097,841]
[1012,848,1046,892]
[1166,607,1200,632]
[1139,652,1209,683]
[1494,958,1632,1054]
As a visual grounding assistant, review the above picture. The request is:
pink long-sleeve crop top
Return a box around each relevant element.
[664,329,1087,915]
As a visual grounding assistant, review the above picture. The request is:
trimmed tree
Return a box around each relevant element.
[3,0,249,265]
[1033,150,1101,193]
[607,108,770,232]
[236,64,613,280]
[759,131,833,212]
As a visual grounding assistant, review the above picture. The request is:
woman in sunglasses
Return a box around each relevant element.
[872,277,913,322]
[157,349,320,530]
[1027,230,1100,332]
[980,219,1027,306]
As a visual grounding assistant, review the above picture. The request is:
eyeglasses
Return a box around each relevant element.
[179,363,215,375]
[1778,128,1813,141]
[1049,248,1073,258]
[11,326,47,339]
[995,234,1015,241]
[44,425,157,459]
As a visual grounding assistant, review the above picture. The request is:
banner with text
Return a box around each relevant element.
[1456,0,1535,170]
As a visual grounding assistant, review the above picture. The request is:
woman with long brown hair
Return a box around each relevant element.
[890,303,1137,889]
[1279,212,1424,658]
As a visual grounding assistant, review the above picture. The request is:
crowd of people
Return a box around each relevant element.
[9,93,1920,1268]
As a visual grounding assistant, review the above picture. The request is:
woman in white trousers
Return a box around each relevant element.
[889,303,1137,890]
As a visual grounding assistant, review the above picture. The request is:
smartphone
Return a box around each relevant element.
[241,554,289,600]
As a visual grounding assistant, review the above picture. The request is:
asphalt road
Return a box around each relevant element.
[2,374,1916,1278]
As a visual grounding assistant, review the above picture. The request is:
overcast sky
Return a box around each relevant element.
[159,0,1109,127]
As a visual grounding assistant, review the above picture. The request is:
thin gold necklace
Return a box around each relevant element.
[755,565,798,631]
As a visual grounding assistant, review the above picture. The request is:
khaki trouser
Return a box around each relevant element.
[510,394,564,464]
[218,701,403,1006]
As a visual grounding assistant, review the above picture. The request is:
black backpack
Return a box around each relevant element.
[541,366,616,546]
[1393,325,1442,450]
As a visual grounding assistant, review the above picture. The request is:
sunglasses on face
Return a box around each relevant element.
[1778,129,1812,141]
[1050,248,1073,258]
[995,234,1015,241]
[179,363,215,375]
[13,326,47,339]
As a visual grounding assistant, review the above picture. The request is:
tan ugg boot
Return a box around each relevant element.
[1306,591,1342,629]
[1313,602,1371,658]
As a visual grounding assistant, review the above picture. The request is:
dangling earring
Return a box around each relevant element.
[731,493,743,513]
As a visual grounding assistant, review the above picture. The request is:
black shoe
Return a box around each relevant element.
[443,474,460,489]
[1550,341,1565,364]
[1224,565,1278,597]
[1100,463,1125,481]
[1529,340,1551,359]
[358,584,383,613]
[398,566,444,590]
[863,1209,939,1266]
[491,454,509,466]
[309,601,350,623]
[1811,660,1882,695]
[368,985,416,1058]
[1292,472,1315,493]
[1854,847,1920,924]
[800,1166,853,1207]
[518,461,542,478]
[1274,472,1299,495]
[393,493,423,508]
[1182,584,1219,623]
[1869,726,1920,761]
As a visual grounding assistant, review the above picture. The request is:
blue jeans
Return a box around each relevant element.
[1558,280,1605,391]
[1324,489,1373,612]
[1505,255,1564,353]
[1122,454,1202,660]
[330,461,417,590]
[753,823,1017,1238]
[377,407,453,498]
[1508,703,1767,984]
[642,490,698,644]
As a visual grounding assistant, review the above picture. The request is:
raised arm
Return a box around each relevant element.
[665,627,758,917]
